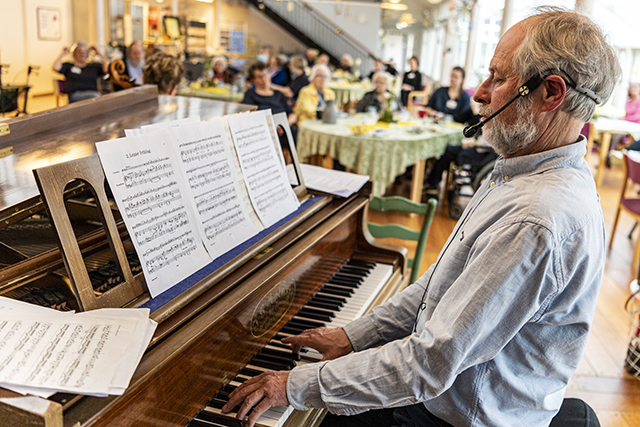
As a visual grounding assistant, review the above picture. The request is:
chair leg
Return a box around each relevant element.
[634,234,640,268]
[609,206,622,250]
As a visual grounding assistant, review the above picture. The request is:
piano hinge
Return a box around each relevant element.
[0,123,9,136]
[0,145,13,158]
[253,246,273,259]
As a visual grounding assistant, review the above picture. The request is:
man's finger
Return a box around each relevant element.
[223,381,261,413]
[246,398,275,427]
[236,388,264,421]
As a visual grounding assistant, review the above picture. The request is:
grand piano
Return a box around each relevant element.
[0,86,409,427]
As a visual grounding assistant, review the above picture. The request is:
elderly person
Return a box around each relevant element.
[272,55,309,101]
[338,54,353,73]
[241,62,296,127]
[317,53,330,67]
[125,41,145,85]
[52,42,108,103]
[294,64,336,122]
[355,71,399,113]
[142,52,184,95]
[223,7,620,427]
[305,48,318,66]
[212,56,236,85]
[268,54,289,87]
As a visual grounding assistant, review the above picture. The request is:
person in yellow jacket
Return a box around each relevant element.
[294,64,336,123]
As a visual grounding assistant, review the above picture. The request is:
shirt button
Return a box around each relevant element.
[305,402,313,408]
[490,181,496,188]
[504,175,510,181]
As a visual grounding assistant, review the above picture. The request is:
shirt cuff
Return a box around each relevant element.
[342,315,382,352]
[287,361,328,411]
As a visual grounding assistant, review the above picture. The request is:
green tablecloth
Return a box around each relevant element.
[297,116,465,197]
[327,83,372,106]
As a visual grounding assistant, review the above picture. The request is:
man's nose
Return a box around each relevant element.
[474,79,491,105]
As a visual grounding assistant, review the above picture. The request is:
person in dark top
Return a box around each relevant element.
[272,56,309,102]
[356,72,399,113]
[338,54,353,73]
[242,62,297,127]
[212,56,236,85]
[401,56,422,107]
[424,66,471,122]
[269,54,289,87]
[53,41,108,103]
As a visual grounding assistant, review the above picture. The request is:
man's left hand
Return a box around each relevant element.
[222,370,290,427]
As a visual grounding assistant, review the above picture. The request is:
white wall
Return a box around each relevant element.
[0,0,74,96]
[306,1,381,55]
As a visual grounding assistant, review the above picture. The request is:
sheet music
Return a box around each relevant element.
[0,311,136,394]
[227,111,300,228]
[300,164,369,197]
[169,119,261,258]
[96,132,212,298]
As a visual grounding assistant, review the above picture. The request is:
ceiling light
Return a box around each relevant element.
[388,0,401,3]
[426,0,443,4]
[196,0,213,3]
[381,3,408,11]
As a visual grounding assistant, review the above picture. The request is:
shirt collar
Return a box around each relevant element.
[491,135,587,179]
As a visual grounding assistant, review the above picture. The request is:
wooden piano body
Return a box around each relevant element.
[0,86,410,427]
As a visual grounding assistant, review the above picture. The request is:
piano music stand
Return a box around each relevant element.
[33,155,147,311]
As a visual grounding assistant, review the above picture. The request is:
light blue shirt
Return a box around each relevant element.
[126,58,144,86]
[287,137,604,427]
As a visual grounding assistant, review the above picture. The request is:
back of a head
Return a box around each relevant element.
[143,52,184,94]
[512,6,621,122]
[290,55,307,71]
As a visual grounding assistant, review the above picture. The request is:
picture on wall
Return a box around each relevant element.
[37,7,61,41]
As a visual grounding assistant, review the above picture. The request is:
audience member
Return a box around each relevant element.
[272,56,309,101]
[305,48,318,66]
[423,66,471,123]
[317,53,330,67]
[368,59,385,81]
[400,56,422,107]
[294,64,336,122]
[142,52,184,95]
[269,54,289,87]
[338,54,353,73]
[212,56,236,85]
[52,42,108,103]
[356,72,399,113]
[241,62,296,127]
[125,41,145,85]
[612,82,640,153]
[256,47,269,64]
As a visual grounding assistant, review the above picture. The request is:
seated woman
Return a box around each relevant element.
[241,62,296,127]
[355,71,399,113]
[400,56,422,107]
[142,52,184,95]
[52,42,108,103]
[423,66,470,123]
[338,54,353,73]
[269,54,289,87]
[271,55,309,102]
[294,64,336,122]
[212,56,236,85]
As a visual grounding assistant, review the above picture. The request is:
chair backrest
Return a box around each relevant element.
[53,79,67,94]
[625,150,640,186]
[367,196,437,284]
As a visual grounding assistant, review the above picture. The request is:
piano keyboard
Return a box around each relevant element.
[186,258,394,427]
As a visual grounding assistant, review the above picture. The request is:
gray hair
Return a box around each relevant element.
[512,7,621,122]
[372,71,391,86]
[71,41,88,54]
[310,64,331,81]
[290,55,307,71]
[213,56,227,69]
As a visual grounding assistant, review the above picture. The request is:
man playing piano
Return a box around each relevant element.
[224,7,620,427]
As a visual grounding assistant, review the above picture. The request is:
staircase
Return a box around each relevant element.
[247,0,376,74]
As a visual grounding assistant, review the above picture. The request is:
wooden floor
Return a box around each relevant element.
[368,154,640,426]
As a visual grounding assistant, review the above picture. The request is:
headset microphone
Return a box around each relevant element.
[463,74,544,138]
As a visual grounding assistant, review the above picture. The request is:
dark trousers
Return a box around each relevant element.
[320,403,453,427]
[320,398,599,427]
[425,145,495,189]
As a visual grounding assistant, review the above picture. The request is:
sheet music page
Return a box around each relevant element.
[125,116,201,137]
[169,119,261,258]
[300,164,369,197]
[227,111,300,228]
[96,132,212,298]
[0,311,137,394]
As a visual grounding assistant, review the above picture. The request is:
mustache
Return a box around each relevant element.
[479,106,493,117]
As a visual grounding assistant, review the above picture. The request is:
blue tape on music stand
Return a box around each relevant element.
[142,195,324,313]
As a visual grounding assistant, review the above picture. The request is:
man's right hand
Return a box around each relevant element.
[281,327,353,361]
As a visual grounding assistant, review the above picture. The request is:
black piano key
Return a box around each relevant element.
[198,409,246,427]
[339,266,370,275]
[265,340,293,350]
[280,324,308,336]
[332,273,364,283]
[311,294,346,305]
[297,308,334,322]
[239,367,264,377]
[319,285,353,297]
[207,398,229,409]
[289,317,325,329]
[328,279,360,288]
[260,346,301,361]
[306,300,342,312]
[250,357,291,371]
[254,352,297,369]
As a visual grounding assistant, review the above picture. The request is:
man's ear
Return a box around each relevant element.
[541,75,566,112]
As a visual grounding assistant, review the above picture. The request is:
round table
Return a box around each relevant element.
[327,82,372,106]
[177,86,245,103]
[297,116,465,200]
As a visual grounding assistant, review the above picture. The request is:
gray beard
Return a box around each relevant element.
[480,97,539,157]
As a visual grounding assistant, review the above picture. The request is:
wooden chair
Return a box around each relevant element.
[407,89,429,116]
[53,79,67,107]
[368,196,437,284]
[609,150,640,265]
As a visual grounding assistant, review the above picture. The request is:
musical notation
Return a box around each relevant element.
[203,208,246,239]
[122,184,181,219]
[195,183,238,216]
[180,138,225,164]
[187,162,232,190]
[144,231,198,274]
[233,127,269,150]
[241,146,274,169]
[255,184,289,214]
[122,158,174,188]
[132,208,189,245]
